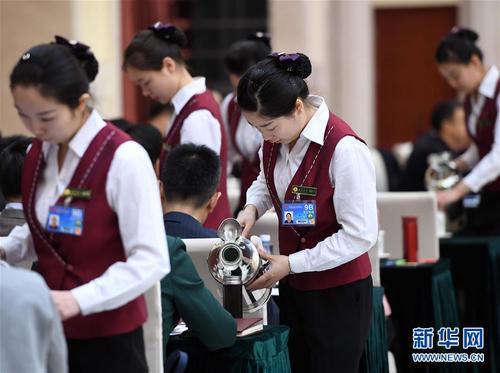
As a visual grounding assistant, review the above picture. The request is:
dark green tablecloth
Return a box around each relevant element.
[361,286,389,373]
[381,259,462,373]
[440,236,500,373]
[166,325,290,373]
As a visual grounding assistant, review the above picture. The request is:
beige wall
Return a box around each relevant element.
[0,0,122,137]
[0,1,71,136]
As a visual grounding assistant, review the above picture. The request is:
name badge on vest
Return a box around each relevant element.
[46,205,84,236]
[281,201,316,226]
[463,193,481,209]
[291,185,317,199]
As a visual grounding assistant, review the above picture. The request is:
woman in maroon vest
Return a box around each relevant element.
[435,27,500,234]
[1,37,170,372]
[123,22,230,229]
[236,52,377,372]
[222,33,270,214]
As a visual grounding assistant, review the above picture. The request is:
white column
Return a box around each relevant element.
[71,0,123,119]
[269,0,375,145]
[459,0,500,67]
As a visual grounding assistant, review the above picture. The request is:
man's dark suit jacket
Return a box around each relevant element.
[0,208,25,236]
[163,211,217,239]
[161,235,236,351]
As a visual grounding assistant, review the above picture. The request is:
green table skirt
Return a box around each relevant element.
[361,286,389,373]
[167,325,290,373]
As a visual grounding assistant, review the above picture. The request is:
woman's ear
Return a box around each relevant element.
[470,54,482,69]
[162,57,177,73]
[294,98,304,115]
[76,93,90,113]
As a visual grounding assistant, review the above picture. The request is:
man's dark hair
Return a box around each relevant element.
[162,143,221,207]
[126,123,163,164]
[430,100,462,132]
[0,136,31,199]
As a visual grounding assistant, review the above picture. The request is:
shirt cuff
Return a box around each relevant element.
[71,282,101,316]
[462,174,482,193]
[288,251,308,273]
[245,199,269,219]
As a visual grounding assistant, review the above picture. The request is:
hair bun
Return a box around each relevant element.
[449,27,479,43]
[54,35,99,82]
[247,31,271,49]
[148,22,187,48]
[270,52,311,79]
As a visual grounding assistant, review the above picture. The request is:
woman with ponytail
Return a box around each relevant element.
[123,22,231,229]
[222,32,271,214]
[435,27,500,234]
[236,52,377,372]
[1,36,170,372]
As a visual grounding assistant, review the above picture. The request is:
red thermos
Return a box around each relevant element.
[402,216,418,262]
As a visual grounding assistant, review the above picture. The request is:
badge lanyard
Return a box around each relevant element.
[265,124,334,238]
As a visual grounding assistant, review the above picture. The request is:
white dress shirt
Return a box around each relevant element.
[221,93,262,163]
[246,96,378,274]
[459,65,500,192]
[0,110,170,315]
[170,77,221,154]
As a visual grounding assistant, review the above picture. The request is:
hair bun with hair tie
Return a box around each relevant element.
[270,52,312,79]
[247,31,271,49]
[53,35,99,82]
[449,26,479,43]
[148,21,188,48]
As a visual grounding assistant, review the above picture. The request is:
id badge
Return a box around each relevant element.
[281,201,316,226]
[46,205,84,236]
[463,193,481,209]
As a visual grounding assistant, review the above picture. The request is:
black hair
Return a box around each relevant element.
[149,102,174,120]
[237,52,312,118]
[10,37,98,109]
[0,136,32,199]
[162,143,220,208]
[431,100,462,131]
[435,27,483,64]
[126,123,163,164]
[123,22,187,71]
[224,33,271,76]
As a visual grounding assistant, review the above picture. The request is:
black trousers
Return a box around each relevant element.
[279,276,372,373]
[67,326,148,373]
[461,191,500,235]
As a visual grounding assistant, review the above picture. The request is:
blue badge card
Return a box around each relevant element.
[281,201,316,226]
[46,205,84,236]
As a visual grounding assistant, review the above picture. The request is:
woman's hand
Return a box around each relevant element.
[236,205,258,237]
[246,248,291,291]
[51,290,81,321]
[436,182,471,209]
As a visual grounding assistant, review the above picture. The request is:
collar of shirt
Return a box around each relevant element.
[4,202,23,210]
[41,110,106,160]
[171,77,207,114]
[478,65,499,99]
[300,95,330,146]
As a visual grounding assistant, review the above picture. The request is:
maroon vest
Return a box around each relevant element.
[162,90,230,229]
[464,78,500,192]
[262,113,371,291]
[22,124,147,339]
[227,96,260,212]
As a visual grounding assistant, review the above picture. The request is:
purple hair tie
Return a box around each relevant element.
[148,21,175,40]
[270,52,301,72]
[54,35,92,60]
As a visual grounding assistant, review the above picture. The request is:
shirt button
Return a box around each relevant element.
[66,264,74,271]
[300,237,306,243]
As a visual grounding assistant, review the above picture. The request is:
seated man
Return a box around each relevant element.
[162,143,221,238]
[400,100,470,191]
[160,144,236,350]
[0,260,67,372]
[161,236,236,351]
[0,136,31,236]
